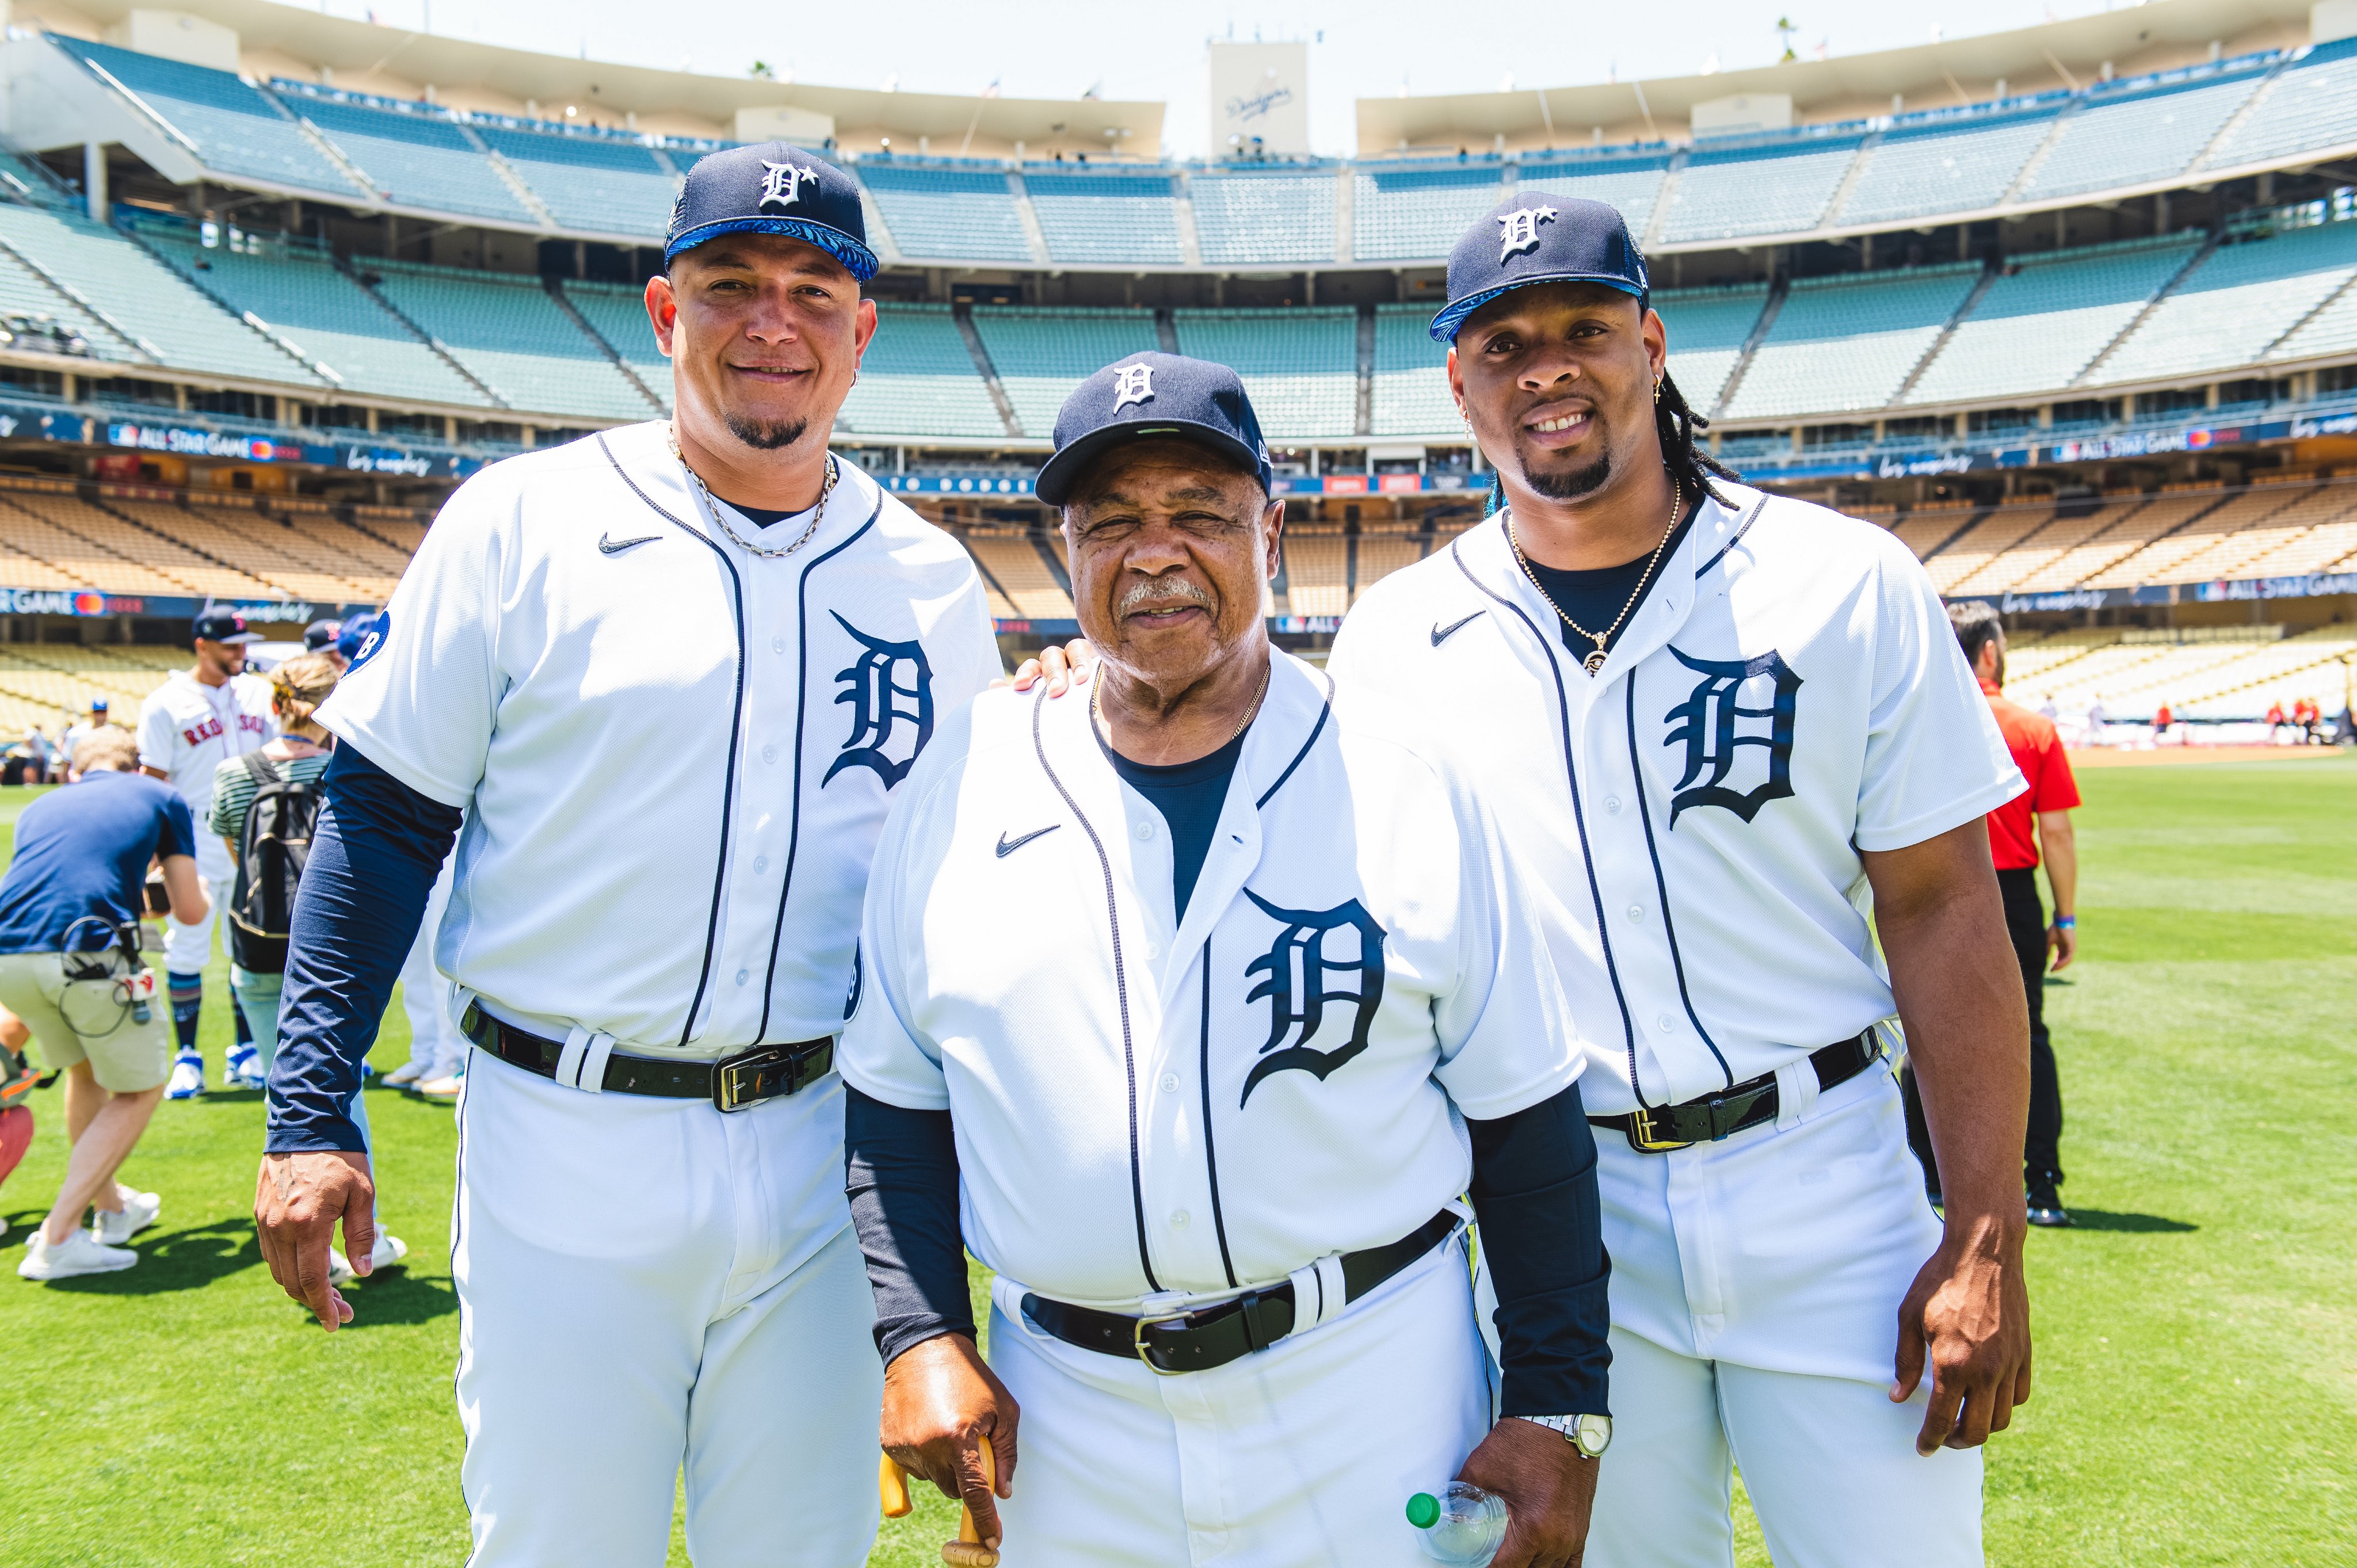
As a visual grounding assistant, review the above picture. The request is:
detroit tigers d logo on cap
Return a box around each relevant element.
[1111,363,1155,413]
[1497,205,1558,262]
[759,160,821,208]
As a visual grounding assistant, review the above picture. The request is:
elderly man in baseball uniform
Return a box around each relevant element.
[1327,199,2035,1565]
[842,356,1613,1568]
[249,145,1084,1566]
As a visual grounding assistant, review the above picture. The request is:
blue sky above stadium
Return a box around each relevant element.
[335,0,2118,157]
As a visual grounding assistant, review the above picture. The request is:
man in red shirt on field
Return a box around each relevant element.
[1904,602,2080,1227]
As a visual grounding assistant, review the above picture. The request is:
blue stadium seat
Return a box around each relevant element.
[279,91,534,224]
[968,306,1162,438]
[1905,236,2196,406]
[2207,37,2357,170]
[837,303,1005,438]
[561,280,671,411]
[856,163,1031,262]
[1172,307,1356,441]
[1352,162,1508,263]
[1654,284,1772,413]
[2019,68,2265,201]
[50,37,359,197]
[1661,138,1863,243]
[2099,221,2357,386]
[1370,303,1452,437]
[1725,264,1978,419]
[1025,168,1184,266]
[478,127,678,239]
[1190,168,1337,266]
[364,260,658,421]
[1839,112,2056,224]
[1513,152,1672,241]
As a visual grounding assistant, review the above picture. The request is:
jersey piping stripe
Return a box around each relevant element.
[1198,939,1239,1290]
[1450,537,1646,1106]
[597,434,747,1049]
[1252,667,1334,810]
[1622,675,1736,1089]
[755,492,886,1044]
[1031,682,1161,1295]
[1689,491,1770,580]
[452,1075,480,1568]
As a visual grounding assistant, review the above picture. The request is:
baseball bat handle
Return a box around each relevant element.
[879,1452,912,1520]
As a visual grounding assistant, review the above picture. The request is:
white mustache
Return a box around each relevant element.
[1118,578,1214,616]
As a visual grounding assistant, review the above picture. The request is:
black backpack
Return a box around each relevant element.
[228,753,323,972]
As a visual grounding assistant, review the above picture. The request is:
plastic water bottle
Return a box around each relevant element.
[1406,1482,1508,1566]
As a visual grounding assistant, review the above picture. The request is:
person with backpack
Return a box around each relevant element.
[209,653,406,1284]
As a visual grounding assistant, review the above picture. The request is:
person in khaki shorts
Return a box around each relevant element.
[0,727,208,1279]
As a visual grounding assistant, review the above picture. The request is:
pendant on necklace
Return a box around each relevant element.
[1584,649,1608,676]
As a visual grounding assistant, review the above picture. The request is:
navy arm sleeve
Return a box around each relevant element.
[844,1085,975,1365]
[1466,1080,1613,1418]
[264,743,464,1154]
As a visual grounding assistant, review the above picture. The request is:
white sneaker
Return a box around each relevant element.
[163,1052,205,1099]
[416,1074,463,1101]
[226,1046,266,1092]
[93,1189,161,1245]
[382,1062,427,1087]
[19,1227,138,1279]
[326,1231,407,1286]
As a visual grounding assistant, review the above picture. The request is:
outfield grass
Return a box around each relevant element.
[1,758,2350,1566]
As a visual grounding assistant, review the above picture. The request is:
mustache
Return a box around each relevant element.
[1117,577,1215,616]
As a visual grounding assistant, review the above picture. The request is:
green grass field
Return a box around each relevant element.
[1,757,2350,1566]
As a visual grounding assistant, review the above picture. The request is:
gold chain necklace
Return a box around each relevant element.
[1508,474,1682,677]
[1092,657,1271,752]
[667,424,837,559]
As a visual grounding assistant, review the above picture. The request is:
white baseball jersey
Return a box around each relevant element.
[138,669,276,880]
[317,421,1002,1056]
[840,650,1577,1313]
[1328,484,2023,1116]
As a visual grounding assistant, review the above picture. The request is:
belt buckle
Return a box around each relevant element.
[713,1039,834,1112]
[1629,1105,1694,1153]
[1132,1309,1192,1376]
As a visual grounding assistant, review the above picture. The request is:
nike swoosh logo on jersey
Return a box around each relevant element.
[1431,611,1485,646]
[996,825,1061,858]
[598,532,660,555]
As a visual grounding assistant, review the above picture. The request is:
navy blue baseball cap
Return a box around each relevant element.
[335,612,378,663]
[663,142,879,282]
[1036,352,1275,508]
[1430,195,1651,343]
[193,609,261,645]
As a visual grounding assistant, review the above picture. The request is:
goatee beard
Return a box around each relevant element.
[724,413,810,452]
[1523,452,1612,500]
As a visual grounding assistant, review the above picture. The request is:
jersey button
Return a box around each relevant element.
[1627,903,1645,922]
[1134,820,1156,842]
[1169,1210,1190,1230]
[1604,796,1622,815]
[1142,941,1161,961]
[762,745,779,764]
[1658,1014,1676,1033]
[735,968,749,986]
[1159,1073,1180,1094]
[772,636,785,654]
[753,855,768,873]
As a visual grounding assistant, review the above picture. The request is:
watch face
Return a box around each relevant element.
[1574,1413,1613,1458]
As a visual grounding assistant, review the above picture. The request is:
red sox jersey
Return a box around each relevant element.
[1328,484,2024,1116]
[137,669,276,877]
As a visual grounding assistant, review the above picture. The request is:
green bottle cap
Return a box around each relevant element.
[1406,1493,1441,1529]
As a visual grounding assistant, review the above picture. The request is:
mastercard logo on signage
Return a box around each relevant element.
[71,592,106,616]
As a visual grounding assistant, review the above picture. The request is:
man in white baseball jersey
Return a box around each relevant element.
[250,144,1077,1566]
[1328,199,2035,1566]
[844,356,1612,1568]
[139,609,276,1097]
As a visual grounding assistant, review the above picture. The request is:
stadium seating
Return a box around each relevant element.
[364,259,657,421]
[1189,167,1337,266]
[968,306,1162,438]
[1660,139,1859,243]
[1282,531,1348,615]
[108,494,368,601]
[1836,112,2055,224]
[2176,628,2357,719]
[1905,236,2198,406]
[478,127,678,239]
[964,531,1073,617]
[281,91,535,224]
[1924,505,2059,594]
[856,163,1032,262]
[1352,162,1507,264]
[51,37,359,198]
[1369,303,1454,436]
[1024,169,1184,266]
[1353,530,1434,596]
[2082,484,2298,586]
[0,231,132,363]
[2095,222,2357,387]
[1172,307,1357,441]
[2019,70,2263,201]
[2,483,278,598]
[2200,38,2357,171]
[1654,283,1771,414]
[1513,152,1673,243]
[835,303,1006,438]
[1724,264,1977,419]
[560,279,672,410]
[140,227,488,407]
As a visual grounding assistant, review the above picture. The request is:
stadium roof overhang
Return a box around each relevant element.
[1356,0,2312,150]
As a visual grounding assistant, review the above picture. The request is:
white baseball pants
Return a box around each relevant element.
[1578,1066,1984,1567]
[163,869,234,975]
[984,1236,1492,1567]
[451,1051,883,1567]
[398,854,460,1077]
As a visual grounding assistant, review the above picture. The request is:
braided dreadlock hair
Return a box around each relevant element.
[1481,365,1743,518]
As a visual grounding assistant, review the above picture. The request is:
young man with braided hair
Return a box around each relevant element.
[1327,197,2036,1564]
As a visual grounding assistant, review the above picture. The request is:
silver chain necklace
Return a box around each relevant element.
[1508,473,1682,677]
[667,424,837,559]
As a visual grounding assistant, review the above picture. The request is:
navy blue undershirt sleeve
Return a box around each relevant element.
[1096,727,1245,921]
[265,743,464,1154]
[844,1084,976,1365]
[1467,1080,1613,1417]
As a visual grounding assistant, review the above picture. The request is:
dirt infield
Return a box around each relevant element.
[2070,744,2349,767]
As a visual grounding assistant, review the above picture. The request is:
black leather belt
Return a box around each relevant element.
[1021,1210,1458,1376]
[459,999,833,1112]
[1587,1031,1883,1153]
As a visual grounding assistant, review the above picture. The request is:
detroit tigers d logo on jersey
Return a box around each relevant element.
[1238,890,1386,1107]
[823,613,935,789]
[1661,646,1802,825]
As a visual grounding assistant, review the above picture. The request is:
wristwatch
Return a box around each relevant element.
[1517,1413,1612,1459]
